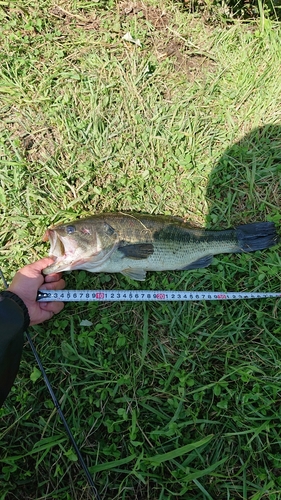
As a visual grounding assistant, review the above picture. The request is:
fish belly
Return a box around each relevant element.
[86,234,239,274]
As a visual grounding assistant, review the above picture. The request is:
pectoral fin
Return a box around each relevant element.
[121,268,147,281]
[118,243,154,260]
[181,255,213,270]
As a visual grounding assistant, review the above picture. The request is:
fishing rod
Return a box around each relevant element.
[0,270,101,500]
[25,331,101,499]
[37,289,281,302]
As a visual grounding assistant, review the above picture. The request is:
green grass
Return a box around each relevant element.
[1,1,281,499]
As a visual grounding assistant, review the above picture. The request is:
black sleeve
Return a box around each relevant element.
[0,291,30,408]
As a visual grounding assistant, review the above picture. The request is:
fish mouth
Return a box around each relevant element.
[42,229,81,274]
[42,227,120,275]
[43,229,66,259]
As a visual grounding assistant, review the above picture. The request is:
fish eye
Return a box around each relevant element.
[66,225,76,235]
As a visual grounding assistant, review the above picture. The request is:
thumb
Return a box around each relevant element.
[28,257,56,273]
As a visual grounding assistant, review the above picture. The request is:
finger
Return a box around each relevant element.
[44,273,64,284]
[40,279,66,291]
[40,301,65,314]
[30,257,57,272]
[38,257,56,266]
[19,257,57,279]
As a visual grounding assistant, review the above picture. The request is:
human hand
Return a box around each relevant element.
[8,257,65,326]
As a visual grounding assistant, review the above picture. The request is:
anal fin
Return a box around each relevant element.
[181,255,213,270]
[121,268,147,281]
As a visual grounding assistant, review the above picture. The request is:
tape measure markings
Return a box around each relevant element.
[37,290,281,302]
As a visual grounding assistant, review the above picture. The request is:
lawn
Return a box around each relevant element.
[1,1,281,499]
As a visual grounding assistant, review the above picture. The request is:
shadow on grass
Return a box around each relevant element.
[205,124,281,228]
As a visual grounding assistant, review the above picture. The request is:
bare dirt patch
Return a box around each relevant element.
[119,1,169,29]
[47,1,216,81]
[50,5,100,30]
[155,38,216,79]
[2,110,58,164]
[119,1,216,80]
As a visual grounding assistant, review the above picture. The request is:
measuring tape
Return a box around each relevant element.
[37,290,281,302]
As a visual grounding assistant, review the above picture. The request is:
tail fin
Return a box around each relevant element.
[236,222,278,252]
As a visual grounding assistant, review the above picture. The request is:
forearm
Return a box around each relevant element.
[0,291,30,408]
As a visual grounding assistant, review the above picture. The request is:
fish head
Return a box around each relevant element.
[42,217,118,275]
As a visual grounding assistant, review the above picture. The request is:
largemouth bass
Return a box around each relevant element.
[42,213,278,281]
